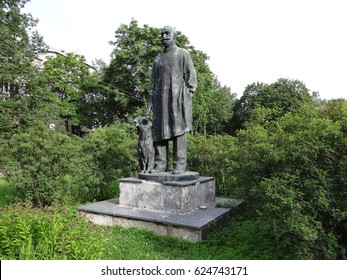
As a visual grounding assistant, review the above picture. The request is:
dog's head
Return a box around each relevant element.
[134,116,152,128]
[134,117,141,127]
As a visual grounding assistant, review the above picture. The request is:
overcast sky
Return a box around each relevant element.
[24,0,346,100]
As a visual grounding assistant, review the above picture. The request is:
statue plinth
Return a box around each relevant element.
[78,174,241,242]
[119,176,214,214]
[137,171,199,182]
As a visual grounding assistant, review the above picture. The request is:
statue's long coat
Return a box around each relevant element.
[149,45,197,142]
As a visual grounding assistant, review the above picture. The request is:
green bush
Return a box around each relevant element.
[0,203,107,259]
[3,121,139,206]
[234,110,347,259]
[83,121,138,199]
[5,125,102,206]
[188,134,237,196]
[188,103,347,259]
[0,179,20,207]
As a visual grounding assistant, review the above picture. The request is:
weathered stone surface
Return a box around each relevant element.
[119,176,215,214]
[138,171,199,182]
[77,175,244,241]
[78,198,235,242]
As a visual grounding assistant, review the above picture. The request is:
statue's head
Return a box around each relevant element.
[160,25,177,48]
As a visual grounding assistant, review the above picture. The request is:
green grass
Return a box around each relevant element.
[0,178,19,207]
[102,218,286,260]
[0,203,108,259]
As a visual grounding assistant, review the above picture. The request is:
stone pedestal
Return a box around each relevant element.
[78,198,241,242]
[78,173,241,242]
[119,176,215,214]
[138,171,199,182]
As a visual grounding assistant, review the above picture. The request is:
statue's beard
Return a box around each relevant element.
[161,39,174,47]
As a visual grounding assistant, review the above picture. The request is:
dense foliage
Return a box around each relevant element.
[230,78,313,132]
[3,121,138,206]
[189,100,347,259]
[83,121,138,199]
[4,124,102,206]
[37,53,102,134]
[0,0,46,90]
[234,103,347,259]
[188,134,237,196]
[0,0,46,137]
[0,203,107,259]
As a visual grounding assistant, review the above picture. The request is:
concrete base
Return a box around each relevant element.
[78,175,243,242]
[119,177,215,214]
[138,171,199,182]
[78,198,241,242]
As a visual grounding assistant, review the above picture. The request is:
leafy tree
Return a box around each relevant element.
[78,59,110,127]
[210,86,235,130]
[1,0,47,137]
[319,98,347,122]
[231,78,313,132]
[104,19,161,120]
[104,19,234,133]
[35,53,104,134]
[40,53,89,131]
[0,0,42,88]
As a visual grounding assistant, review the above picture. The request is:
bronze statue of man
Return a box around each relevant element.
[148,25,197,174]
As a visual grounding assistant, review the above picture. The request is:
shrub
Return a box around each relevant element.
[188,134,238,196]
[83,121,138,200]
[0,179,20,207]
[3,121,139,206]
[234,111,347,259]
[5,125,102,206]
[0,203,107,259]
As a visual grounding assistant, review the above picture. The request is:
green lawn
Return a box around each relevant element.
[102,218,285,260]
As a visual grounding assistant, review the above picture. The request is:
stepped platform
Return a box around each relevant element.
[78,175,243,242]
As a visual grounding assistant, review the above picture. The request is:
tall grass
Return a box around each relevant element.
[0,203,108,259]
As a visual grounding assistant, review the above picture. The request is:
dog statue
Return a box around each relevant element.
[134,116,154,173]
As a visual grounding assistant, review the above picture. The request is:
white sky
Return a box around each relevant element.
[24,0,347,100]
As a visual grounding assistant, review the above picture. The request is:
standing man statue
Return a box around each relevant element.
[148,25,197,174]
